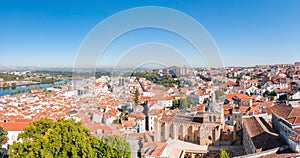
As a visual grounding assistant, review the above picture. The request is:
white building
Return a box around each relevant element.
[0,122,30,149]
[148,109,164,133]
[157,97,173,108]
[190,90,210,104]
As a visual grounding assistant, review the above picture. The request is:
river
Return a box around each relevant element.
[0,80,75,96]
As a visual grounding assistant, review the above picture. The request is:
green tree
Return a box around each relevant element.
[0,73,18,81]
[172,96,195,109]
[32,86,38,90]
[50,83,55,87]
[0,126,8,148]
[113,119,119,124]
[172,99,180,109]
[26,88,31,92]
[11,82,17,89]
[215,90,224,99]
[100,135,131,158]
[257,84,262,89]
[180,97,189,109]
[133,88,140,106]
[8,118,131,158]
[3,82,8,87]
[217,149,230,158]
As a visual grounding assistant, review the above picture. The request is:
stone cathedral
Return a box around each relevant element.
[154,101,224,146]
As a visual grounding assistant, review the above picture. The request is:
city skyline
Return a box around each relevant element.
[1,0,300,68]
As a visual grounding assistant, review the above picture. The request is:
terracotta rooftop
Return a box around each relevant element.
[144,142,167,157]
[0,121,30,131]
[289,134,300,142]
[253,101,274,107]
[272,104,300,125]
[243,116,285,151]
[148,109,164,115]
[225,80,236,86]
[128,112,145,120]
[122,120,136,127]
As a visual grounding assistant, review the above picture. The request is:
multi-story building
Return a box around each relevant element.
[190,90,210,104]
[243,116,284,154]
[272,104,300,152]
[128,112,146,133]
[0,121,30,149]
[148,109,164,133]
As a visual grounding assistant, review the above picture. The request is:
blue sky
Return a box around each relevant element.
[1,0,300,68]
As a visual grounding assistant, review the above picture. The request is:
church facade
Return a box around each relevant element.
[154,102,225,146]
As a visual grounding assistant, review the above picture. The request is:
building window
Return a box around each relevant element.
[208,136,212,140]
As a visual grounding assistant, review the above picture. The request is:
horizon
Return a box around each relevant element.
[0,61,299,72]
[1,1,300,68]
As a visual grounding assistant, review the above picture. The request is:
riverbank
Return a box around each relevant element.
[0,80,76,96]
[0,79,70,89]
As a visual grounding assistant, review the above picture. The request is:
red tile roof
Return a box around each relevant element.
[0,121,30,131]
[243,117,285,151]
[272,104,300,125]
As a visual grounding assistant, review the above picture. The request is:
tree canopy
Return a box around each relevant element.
[0,73,24,81]
[8,118,131,158]
[172,96,195,109]
[0,126,8,147]
[133,88,140,106]
[100,135,131,158]
[215,90,225,99]
[217,149,230,158]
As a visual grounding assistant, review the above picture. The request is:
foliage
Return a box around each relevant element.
[10,89,26,95]
[172,96,195,109]
[34,71,74,78]
[40,77,58,84]
[129,71,157,81]
[0,73,24,81]
[278,94,287,100]
[8,118,131,158]
[257,84,262,89]
[0,126,8,147]
[197,74,211,82]
[130,71,179,87]
[11,82,17,88]
[217,149,230,158]
[159,76,178,87]
[2,82,9,87]
[99,135,131,158]
[263,90,277,97]
[113,119,119,124]
[95,72,112,78]
[133,88,140,106]
[215,90,224,99]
